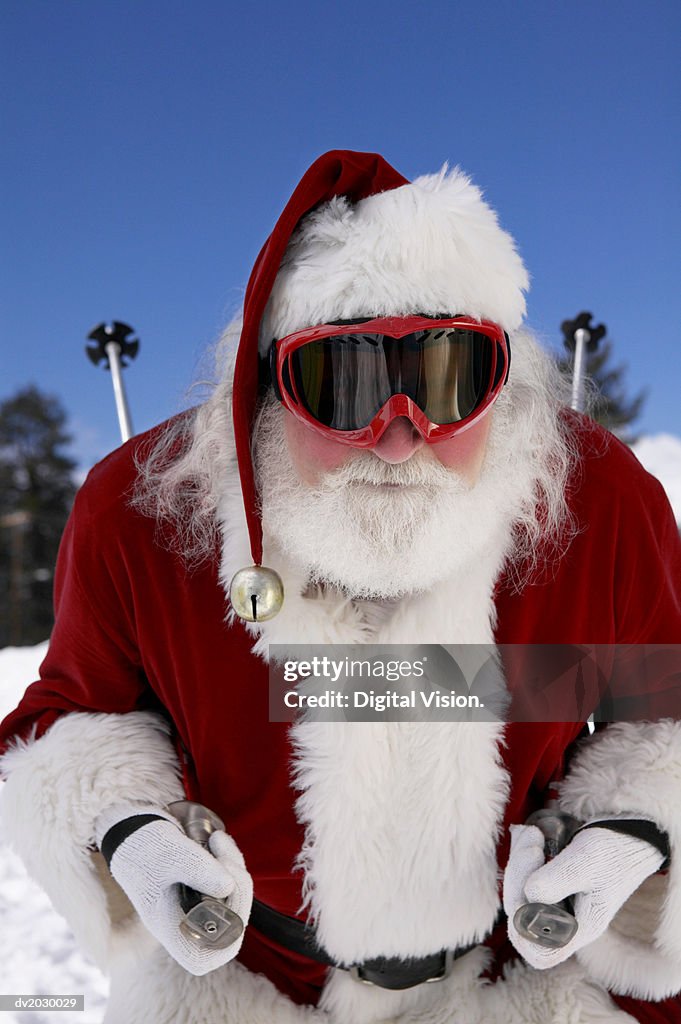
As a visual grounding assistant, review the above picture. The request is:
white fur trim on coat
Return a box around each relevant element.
[0,710,185,968]
[105,946,324,1024]
[291,717,508,965]
[559,720,681,1001]
[107,942,636,1024]
[260,166,529,349]
[0,709,328,1023]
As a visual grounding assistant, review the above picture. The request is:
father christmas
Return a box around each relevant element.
[1,151,681,1024]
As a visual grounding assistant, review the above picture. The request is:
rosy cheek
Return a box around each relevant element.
[431,411,493,481]
[283,410,353,484]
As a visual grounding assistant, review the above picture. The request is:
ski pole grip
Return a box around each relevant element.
[513,810,581,949]
[167,800,245,950]
[177,882,244,949]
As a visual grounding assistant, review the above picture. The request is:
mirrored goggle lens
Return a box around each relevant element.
[285,328,501,430]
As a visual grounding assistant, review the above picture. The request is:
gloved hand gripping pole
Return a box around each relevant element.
[513,809,582,948]
[166,800,245,950]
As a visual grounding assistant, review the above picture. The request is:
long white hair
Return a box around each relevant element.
[130,321,238,567]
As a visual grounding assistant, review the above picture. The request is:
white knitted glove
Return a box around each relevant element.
[95,803,253,975]
[504,820,665,969]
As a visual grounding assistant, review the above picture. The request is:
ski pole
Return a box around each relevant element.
[85,321,140,443]
[561,312,606,414]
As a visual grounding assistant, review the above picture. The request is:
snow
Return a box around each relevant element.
[0,644,109,1023]
[0,433,677,1021]
[632,433,681,527]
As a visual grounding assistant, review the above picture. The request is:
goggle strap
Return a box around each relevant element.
[503,332,511,385]
[268,340,283,402]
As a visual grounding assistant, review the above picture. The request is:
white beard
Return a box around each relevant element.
[254,397,540,600]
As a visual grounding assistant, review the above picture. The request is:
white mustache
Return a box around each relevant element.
[322,450,457,490]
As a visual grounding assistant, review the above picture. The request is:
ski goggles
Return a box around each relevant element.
[268,315,510,446]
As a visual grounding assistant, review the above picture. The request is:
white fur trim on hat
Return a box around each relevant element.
[260,166,529,350]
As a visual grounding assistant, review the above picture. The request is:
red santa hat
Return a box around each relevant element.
[233,150,528,569]
[233,151,409,566]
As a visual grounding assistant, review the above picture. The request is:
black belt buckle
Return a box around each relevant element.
[349,949,454,988]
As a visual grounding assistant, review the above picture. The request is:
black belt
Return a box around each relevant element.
[249,899,478,989]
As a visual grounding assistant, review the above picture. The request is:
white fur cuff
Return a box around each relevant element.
[559,720,681,1000]
[0,710,185,968]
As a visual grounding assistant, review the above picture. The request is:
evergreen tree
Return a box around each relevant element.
[0,386,77,646]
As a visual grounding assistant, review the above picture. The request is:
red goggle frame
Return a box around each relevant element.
[268,315,510,447]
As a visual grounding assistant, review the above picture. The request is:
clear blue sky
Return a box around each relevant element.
[2,0,680,469]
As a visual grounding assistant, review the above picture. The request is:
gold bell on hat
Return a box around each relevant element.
[229,566,284,622]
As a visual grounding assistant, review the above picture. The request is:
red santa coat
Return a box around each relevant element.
[1,413,681,1023]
